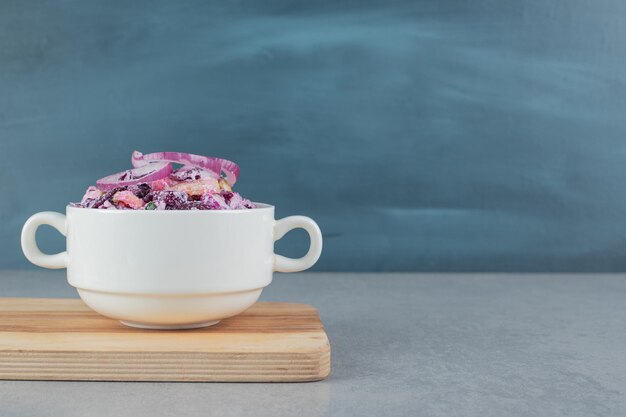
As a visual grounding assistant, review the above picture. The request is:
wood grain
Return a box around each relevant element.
[0,298,330,382]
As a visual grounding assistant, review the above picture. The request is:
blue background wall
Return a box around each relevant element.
[2,0,626,271]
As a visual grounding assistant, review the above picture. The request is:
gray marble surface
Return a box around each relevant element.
[0,271,625,417]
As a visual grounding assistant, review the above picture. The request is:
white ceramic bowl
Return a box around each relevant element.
[21,204,322,329]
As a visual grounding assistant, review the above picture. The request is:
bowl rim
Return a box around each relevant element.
[66,202,274,213]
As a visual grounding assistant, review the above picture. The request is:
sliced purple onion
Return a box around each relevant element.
[131,151,240,185]
[96,162,172,191]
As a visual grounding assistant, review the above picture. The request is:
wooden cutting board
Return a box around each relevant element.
[0,298,330,382]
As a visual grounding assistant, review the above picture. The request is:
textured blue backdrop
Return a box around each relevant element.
[2,0,626,271]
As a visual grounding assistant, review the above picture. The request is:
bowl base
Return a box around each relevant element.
[75,287,263,329]
[120,320,220,330]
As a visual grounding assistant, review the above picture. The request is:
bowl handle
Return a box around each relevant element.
[273,216,323,272]
[21,212,68,269]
